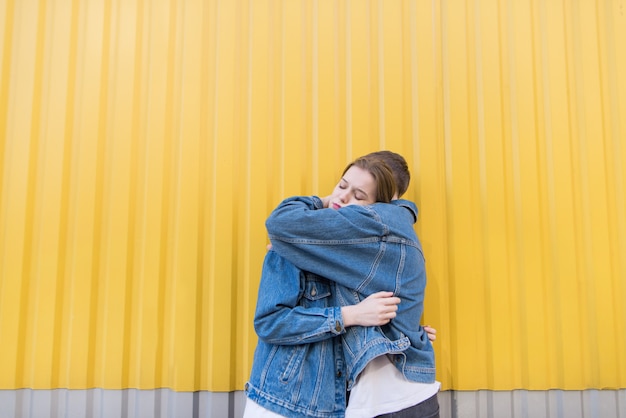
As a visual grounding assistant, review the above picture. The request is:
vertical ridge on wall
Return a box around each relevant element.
[473,0,492,390]
[597,0,626,387]
[536,0,562,389]
[155,0,179,390]
[208,0,233,391]
[88,0,111,388]
[52,0,80,390]
[200,0,218,393]
[0,0,15,203]
[570,0,598,389]
[121,0,145,391]
[605,10,626,371]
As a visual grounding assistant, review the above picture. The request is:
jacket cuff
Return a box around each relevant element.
[311,195,324,209]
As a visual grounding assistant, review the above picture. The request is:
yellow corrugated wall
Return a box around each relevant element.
[0,0,624,394]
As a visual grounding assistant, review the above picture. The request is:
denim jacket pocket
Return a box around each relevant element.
[302,274,332,302]
[279,344,307,382]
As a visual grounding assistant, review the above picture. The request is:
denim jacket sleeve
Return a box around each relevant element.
[265,195,419,295]
[253,250,346,345]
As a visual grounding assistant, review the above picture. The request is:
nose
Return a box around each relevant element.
[338,189,350,203]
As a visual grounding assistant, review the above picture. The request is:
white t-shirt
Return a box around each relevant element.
[243,398,286,418]
[345,355,440,418]
[244,355,440,418]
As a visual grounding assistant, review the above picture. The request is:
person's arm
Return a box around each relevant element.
[265,196,384,294]
[266,196,433,352]
[266,195,419,295]
[254,251,400,345]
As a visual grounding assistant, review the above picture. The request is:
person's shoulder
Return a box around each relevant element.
[391,198,417,209]
[381,199,418,222]
[388,199,417,213]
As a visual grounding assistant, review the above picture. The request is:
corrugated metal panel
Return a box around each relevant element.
[0,389,246,418]
[443,390,626,418]
[1,389,625,418]
[0,0,261,392]
[427,0,626,391]
[0,0,624,397]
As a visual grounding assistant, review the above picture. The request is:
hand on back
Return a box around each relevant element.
[341,291,400,327]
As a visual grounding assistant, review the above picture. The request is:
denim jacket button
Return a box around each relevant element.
[335,321,342,332]
[311,287,317,296]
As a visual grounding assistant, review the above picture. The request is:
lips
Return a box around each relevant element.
[331,203,341,210]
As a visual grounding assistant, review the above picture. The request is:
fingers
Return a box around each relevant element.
[356,291,402,326]
[370,314,392,326]
[423,325,437,334]
[372,292,401,304]
[370,291,394,298]
[373,292,399,324]
[424,325,437,342]
[381,306,398,322]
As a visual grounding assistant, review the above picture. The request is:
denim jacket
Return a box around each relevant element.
[265,196,435,388]
[245,196,435,417]
[245,251,350,417]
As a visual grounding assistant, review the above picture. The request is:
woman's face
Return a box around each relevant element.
[329,165,378,210]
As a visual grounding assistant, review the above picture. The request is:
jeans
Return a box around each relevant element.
[375,393,439,418]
